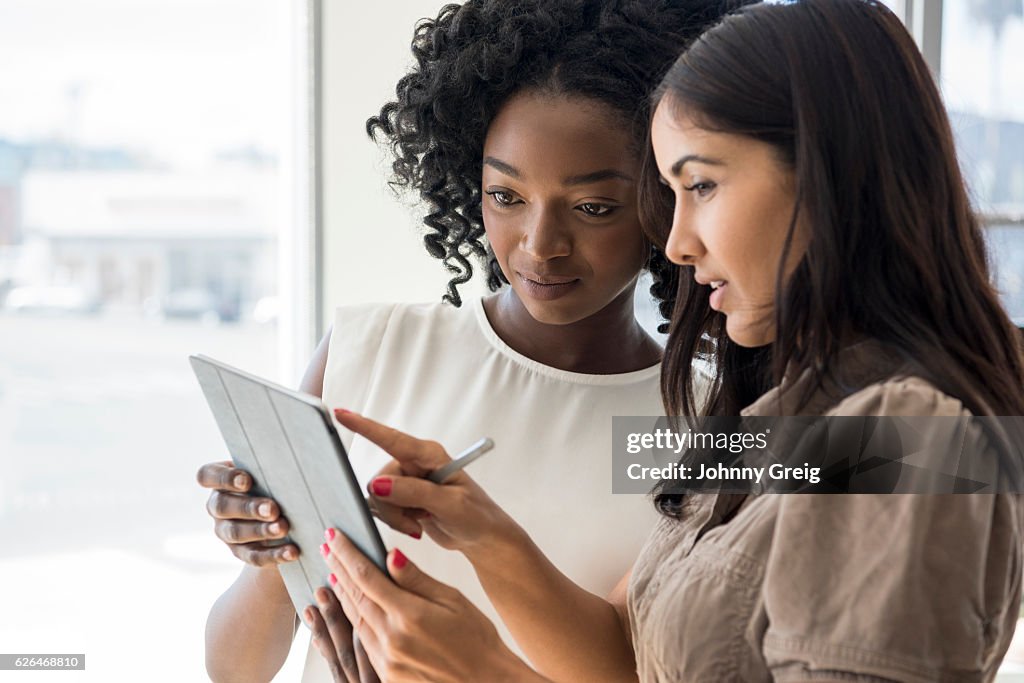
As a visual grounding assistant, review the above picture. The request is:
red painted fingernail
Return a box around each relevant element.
[408,530,422,539]
[371,477,392,497]
[393,548,408,570]
[329,573,338,586]
[324,528,336,542]
[320,543,330,557]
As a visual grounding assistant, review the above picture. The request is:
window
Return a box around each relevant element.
[892,3,1024,676]
[941,0,1024,325]
[0,1,312,679]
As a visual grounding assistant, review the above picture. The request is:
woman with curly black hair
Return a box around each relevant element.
[196,1,744,682]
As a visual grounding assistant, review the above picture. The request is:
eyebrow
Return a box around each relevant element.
[563,169,633,186]
[670,154,724,177]
[483,157,521,179]
[483,156,634,186]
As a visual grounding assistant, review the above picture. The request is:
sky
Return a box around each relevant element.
[0,0,1020,170]
[0,0,289,167]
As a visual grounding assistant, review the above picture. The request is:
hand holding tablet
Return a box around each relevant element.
[191,355,496,614]
[190,354,389,613]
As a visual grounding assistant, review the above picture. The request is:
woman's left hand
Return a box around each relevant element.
[320,528,544,683]
[304,589,379,683]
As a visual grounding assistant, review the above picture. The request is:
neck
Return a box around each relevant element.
[482,285,662,374]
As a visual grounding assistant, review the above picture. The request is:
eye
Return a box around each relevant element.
[485,190,520,207]
[683,181,716,198]
[576,202,616,217]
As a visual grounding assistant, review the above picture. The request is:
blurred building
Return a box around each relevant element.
[0,139,25,247]
[17,169,278,320]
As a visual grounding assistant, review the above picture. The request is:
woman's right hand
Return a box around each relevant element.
[196,460,298,566]
[333,410,523,556]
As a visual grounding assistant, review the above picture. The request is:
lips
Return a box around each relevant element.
[694,274,727,288]
[516,271,581,301]
[693,273,730,310]
[516,270,577,285]
[708,281,727,311]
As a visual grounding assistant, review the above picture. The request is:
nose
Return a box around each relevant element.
[520,205,572,261]
[664,202,703,266]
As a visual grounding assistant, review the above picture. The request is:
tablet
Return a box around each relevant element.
[189,354,389,614]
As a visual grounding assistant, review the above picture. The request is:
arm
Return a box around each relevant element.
[203,331,333,683]
[205,565,302,683]
[333,410,638,683]
[466,526,637,682]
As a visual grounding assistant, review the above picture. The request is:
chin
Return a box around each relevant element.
[521,303,589,326]
[725,319,773,348]
[516,295,596,326]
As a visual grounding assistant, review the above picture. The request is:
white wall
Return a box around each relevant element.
[320,2,482,330]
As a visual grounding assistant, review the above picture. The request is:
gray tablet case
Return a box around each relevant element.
[189,354,389,614]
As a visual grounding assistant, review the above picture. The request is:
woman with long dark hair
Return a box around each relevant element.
[320,1,1024,680]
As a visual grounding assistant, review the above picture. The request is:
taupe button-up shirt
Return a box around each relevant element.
[629,363,1024,682]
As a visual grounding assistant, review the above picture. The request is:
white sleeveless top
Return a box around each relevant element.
[301,296,664,681]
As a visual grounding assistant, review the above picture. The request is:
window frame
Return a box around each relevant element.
[281,0,323,383]
[902,0,1024,231]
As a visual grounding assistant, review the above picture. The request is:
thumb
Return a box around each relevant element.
[370,474,462,518]
[388,548,460,606]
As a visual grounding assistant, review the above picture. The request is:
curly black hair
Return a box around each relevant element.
[367,0,748,331]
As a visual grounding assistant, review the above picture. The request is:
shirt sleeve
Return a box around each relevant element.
[763,493,1021,681]
[322,303,398,447]
[761,379,1023,682]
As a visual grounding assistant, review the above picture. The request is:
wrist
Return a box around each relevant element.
[489,644,550,683]
[463,513,532,570]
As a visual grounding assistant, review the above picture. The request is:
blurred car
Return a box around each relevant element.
[4,285,100,315]
[144,288,240,324]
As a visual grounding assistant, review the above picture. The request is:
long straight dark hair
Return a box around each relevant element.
[640,0,1024,422]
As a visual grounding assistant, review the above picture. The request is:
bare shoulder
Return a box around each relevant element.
[299,326,333,398]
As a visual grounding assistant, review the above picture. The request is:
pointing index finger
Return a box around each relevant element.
[333,409,444,473]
